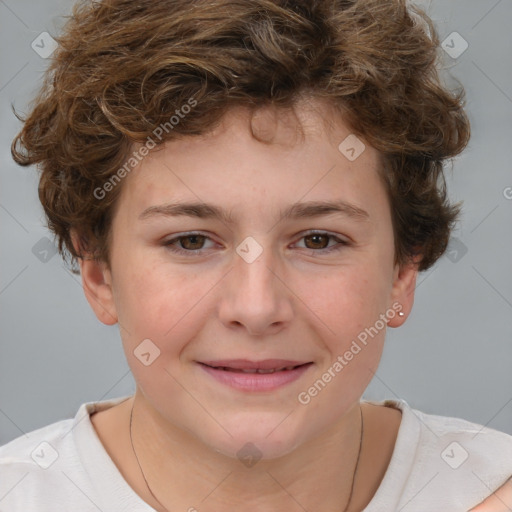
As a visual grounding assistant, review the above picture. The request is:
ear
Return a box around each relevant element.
[386,260,418,328]
[71,230,118,326]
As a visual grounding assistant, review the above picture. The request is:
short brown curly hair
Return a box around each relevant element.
[11,0,470,274]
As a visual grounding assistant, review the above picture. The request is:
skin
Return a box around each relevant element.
[75,96,426,511]
[469,477,512,511]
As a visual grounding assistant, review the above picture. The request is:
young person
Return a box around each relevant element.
[2,0,511,510]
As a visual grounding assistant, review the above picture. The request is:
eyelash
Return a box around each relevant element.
[162,231,350,257]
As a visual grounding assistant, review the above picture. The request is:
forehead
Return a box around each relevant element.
[114,99,386,222]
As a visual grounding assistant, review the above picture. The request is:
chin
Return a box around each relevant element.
[210,435,302,463]
[201,416,309,462]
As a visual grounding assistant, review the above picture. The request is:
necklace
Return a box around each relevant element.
[129,402,364,512]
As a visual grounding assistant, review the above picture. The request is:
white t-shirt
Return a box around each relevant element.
[1,396,512,511]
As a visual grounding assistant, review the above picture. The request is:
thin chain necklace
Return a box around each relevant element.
[129,402,364,512]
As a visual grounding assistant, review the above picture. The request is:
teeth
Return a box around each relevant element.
[218,365,299,373]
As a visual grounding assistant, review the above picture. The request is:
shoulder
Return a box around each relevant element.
[0,417,78,510]
[0,397,130,511]
[0,415,74,465]
[366,400,512,512]
[411,405,512,466]
[411,404,512,510]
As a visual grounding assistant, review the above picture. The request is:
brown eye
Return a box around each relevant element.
[304,233,331,250]
[295,231,350,254]
[178,234,207,250]
[163,233,216,255]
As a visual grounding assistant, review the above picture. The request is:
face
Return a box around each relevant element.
[79,98,417,460]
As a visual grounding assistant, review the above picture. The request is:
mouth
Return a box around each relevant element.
[197,359,313,391]
[199,359,312,372]
[204,365,303,374]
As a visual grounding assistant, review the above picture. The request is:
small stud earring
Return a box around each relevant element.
[398,311,405,317]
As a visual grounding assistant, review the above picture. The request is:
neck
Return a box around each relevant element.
[128,390,364,512]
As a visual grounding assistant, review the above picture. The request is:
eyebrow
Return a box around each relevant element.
[138,199,370,224]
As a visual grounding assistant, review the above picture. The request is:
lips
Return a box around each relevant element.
[197,359,313,392]
[199,359,310,373]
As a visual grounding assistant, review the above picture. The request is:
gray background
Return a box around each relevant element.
[0,0,511,445]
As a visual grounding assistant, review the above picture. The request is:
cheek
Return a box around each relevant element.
[296,270,389,413]
[112,253,186,342]
[294,261,393,398]
[114,255,221,360]
[114,263,201,398]
[115,246,183,316]
[299,261,390,334]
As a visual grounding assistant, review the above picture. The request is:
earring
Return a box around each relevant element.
[398,311,405,317]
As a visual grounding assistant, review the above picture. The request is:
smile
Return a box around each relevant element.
[212,365,300,374]
[197,360,313,392]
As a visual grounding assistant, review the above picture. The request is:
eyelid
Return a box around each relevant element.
[299,229,351,244]
[162,231,218,253]
[162,229,351,257]
[293,230,351,254]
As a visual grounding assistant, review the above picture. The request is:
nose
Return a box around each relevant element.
[217,241,294,337]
